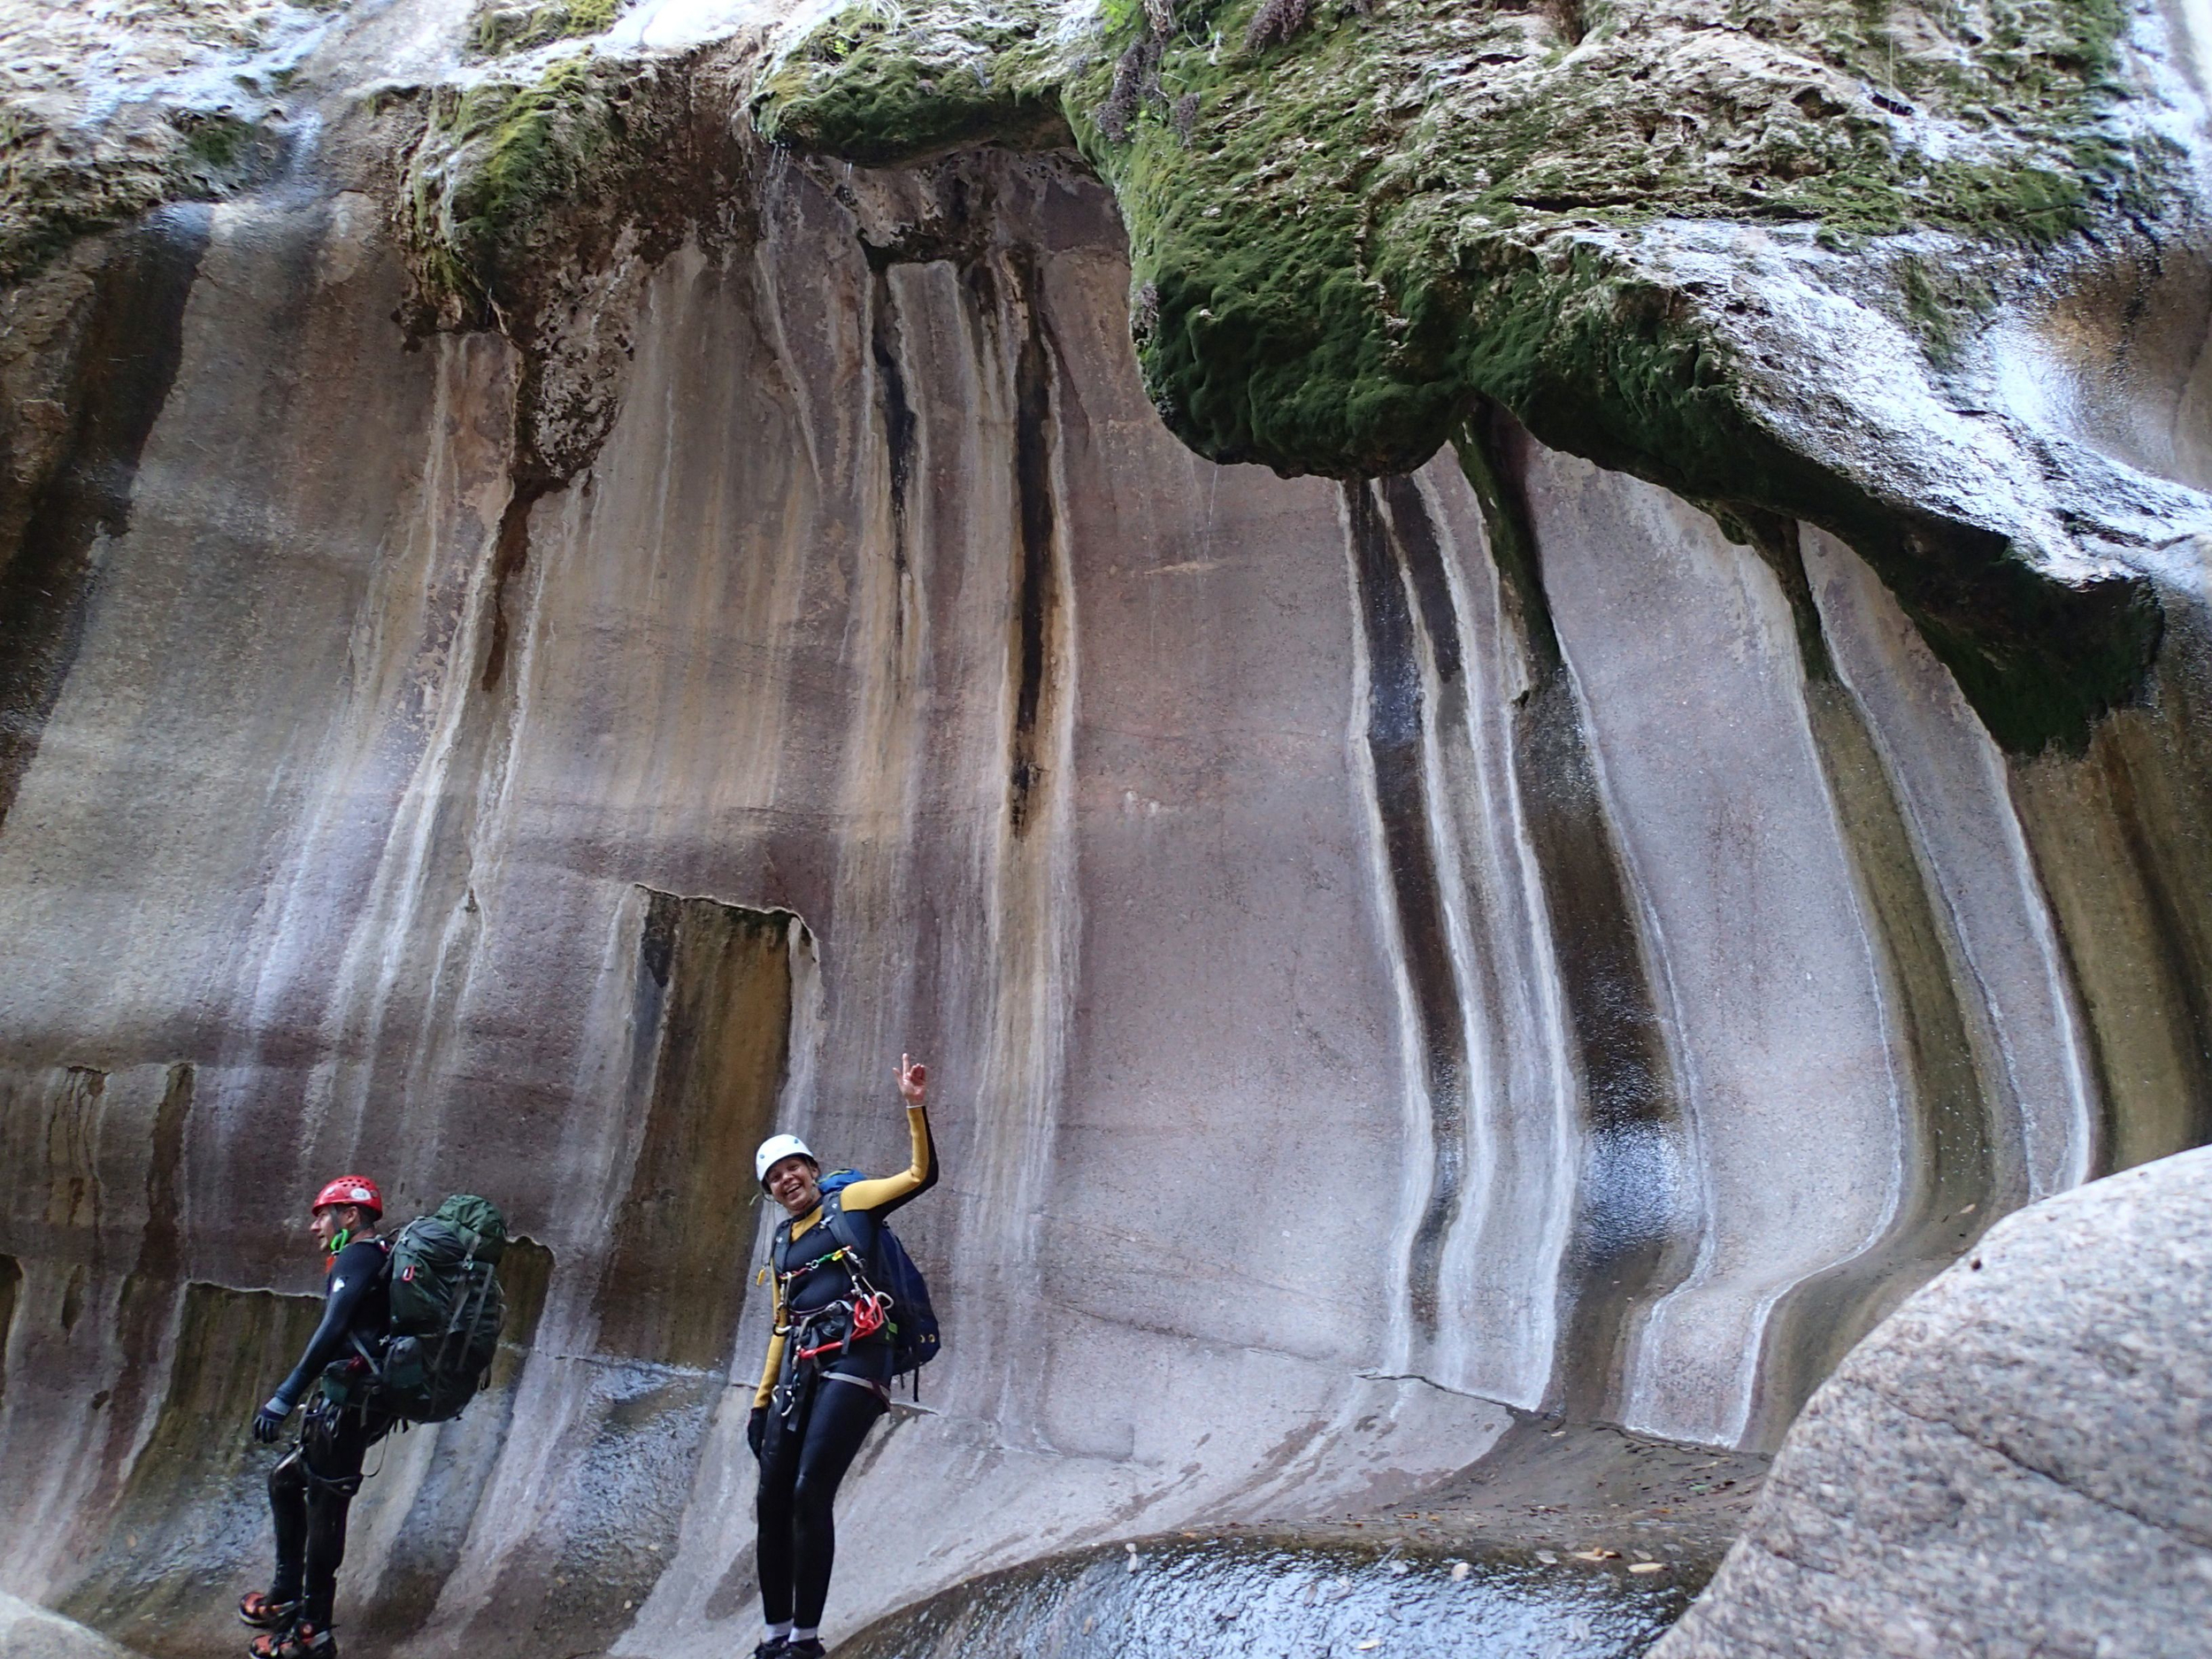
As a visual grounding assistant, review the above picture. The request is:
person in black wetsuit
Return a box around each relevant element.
[749,1054,938,1659]
[237,1174,395,1659]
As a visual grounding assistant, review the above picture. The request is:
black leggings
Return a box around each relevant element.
[756,1375,887,1629]
[268,1398,392,1626]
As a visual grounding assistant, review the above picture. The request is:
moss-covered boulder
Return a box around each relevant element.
[465,0,630,61]
[757,0,2153,473]
[749,0,2212,750]
[397,44,753,480]
[0,0,326,281]
[403,54,679,324]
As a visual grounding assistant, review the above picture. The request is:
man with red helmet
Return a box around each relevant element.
[237,1176,394,1658]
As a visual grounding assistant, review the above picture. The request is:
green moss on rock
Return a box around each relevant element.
[752,0,1072,163]
[403,54,674,319]
[755,0,2146,468]
[1081,0,2135,456]
[0,103,278,283]
[0,0,328,281]
[748,0,2185,750]
[466,0,627,60]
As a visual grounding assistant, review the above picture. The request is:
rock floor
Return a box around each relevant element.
[1219,1416,1771,1588]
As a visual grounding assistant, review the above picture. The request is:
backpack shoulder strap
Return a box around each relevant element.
[365,1233,396,1286]
[818,1190,870,1265]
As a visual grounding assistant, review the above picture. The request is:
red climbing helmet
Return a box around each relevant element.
[312,1174,383,1217]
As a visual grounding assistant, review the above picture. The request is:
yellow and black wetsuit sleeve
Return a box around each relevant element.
[835,1103,937,1216]
[753,1274,787,1409]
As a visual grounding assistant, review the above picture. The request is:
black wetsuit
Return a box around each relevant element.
[754,1106,936,1632]
[266,1237,393,1629]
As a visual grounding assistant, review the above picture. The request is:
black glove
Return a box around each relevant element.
[252,1395,293,1444]
[748,1406,768,1459]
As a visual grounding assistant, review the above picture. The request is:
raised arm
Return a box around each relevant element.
[836,1055,938,1217]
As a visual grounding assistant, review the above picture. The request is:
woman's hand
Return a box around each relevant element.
[898,1052,927,1106]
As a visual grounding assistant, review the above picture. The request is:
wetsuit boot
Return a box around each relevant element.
[247,1619,334,1658]
[237,1593,298,1631]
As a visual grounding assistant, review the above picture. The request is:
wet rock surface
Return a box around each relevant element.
[752,0,2212,752]
[1349,1418,1772,1568]
[0,0,321,280]
[1655,1146,2212,1658]
[0,1592,139,1659]
[839,1532,1698,1659]
[1,1,2210,1655]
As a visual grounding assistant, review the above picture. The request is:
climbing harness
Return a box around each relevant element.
[767,1229,901,1435]
[787,1292,889,1364]
[767,1183,938,1407]
[778,1236,895,1363]
[292,1395,392,1490]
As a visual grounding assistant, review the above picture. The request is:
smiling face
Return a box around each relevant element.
[764,1155,821,1217]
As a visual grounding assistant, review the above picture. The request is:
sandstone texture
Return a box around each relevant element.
[2,0,2212,1655]
[0,0,330,280]
[0,1593,140,1659]
[751,0,2212,752]
[1655,1145,2212,1658]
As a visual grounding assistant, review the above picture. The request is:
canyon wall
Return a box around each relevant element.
[4,0,2212,1652]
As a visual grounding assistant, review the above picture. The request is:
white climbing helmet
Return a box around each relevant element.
[755,1133,816,1189]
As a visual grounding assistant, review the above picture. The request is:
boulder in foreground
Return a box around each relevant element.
[1656,1145,2212,1657]
[0,1591,140,1659]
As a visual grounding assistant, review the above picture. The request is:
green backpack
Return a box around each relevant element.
[376,1194,508,1423]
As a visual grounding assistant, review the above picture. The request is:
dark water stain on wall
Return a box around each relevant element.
[1343,480,1467,1337]
[0,1252,19,1408]
[595,889,798,1371]
[1453,411,1562,676]
[863,175,1010,664]
[478,478,552,693]
[1741,524,2002,1448]
[2015,751,2209,1173]
[0,209,209,833]
[1455,415,1696,1419]
[62,1283,323,1652]
[0,1065,119,1386]
[869,265,919,589]
[134,1064,192,1285]
[491,1238,555,1367]
[1006,248,1061,839]
[2012,593,2212,1173]
[20,1064,108,1256]
[66,1064,199,1552]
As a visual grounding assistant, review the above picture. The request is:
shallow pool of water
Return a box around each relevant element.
[838,1533,1696,1659]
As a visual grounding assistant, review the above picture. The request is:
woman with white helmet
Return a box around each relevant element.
[749,1053,937,1659]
